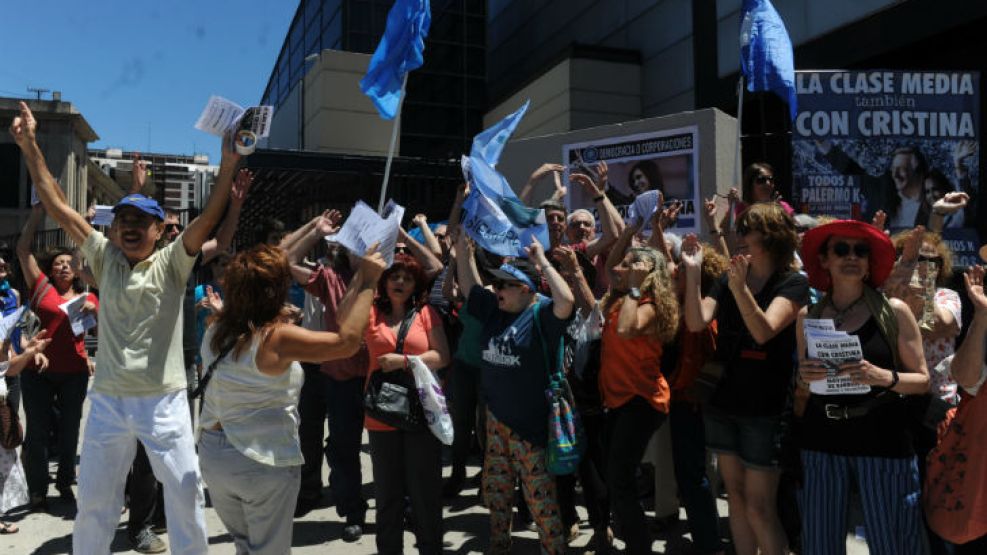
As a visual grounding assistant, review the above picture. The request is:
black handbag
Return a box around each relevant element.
[364,308,426,431]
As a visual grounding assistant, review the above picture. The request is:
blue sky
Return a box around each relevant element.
[0,1,298,164]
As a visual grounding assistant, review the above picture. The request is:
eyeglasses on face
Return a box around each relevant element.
[568,220,593,228]
[755,174,775,185]
[918,254,943,266]
[830,241,871,258]
[165,223,184,232]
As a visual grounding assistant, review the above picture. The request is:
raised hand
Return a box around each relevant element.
[569,173,602,198]
[680,233,704,269]
[726,254,751,293]
[964,265,987,315]
[933,191,969,215]
[412,213,429,227]
[703,196,719,228]
[9,101,37,147]
[525,236,548,266]
[359,242,387,283]
[871,210,888,231]
[899,225,925,263]
[528,163,564,183]
[315,209,342,236]
[553,246,579,275]
[231,169,253,207]
[131,153,149,192]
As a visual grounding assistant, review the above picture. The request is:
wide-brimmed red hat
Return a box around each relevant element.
[800,220,896,291]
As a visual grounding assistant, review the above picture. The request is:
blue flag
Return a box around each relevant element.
[740,0,797,120]
[470,100,530,168]
[462,156,548,258]
[360,0,431,120]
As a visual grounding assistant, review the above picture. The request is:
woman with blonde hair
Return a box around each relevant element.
[599,224,680,554]
[197,243,385,554]
[682,202,809,555]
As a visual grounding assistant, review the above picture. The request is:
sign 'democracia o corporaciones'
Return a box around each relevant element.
[792,70,980,266]
[562,126,700,236]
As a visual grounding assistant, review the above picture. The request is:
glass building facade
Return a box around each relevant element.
[260,0,486,159]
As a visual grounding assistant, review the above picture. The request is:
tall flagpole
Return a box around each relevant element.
[378,74,408,214]
[730,75,745,232]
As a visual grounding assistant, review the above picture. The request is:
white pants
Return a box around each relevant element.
[73,390,208,555]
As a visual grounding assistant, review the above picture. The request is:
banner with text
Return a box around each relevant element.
[792,70,981,266]
[562,126,700,236]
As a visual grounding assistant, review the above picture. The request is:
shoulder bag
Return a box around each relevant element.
[364,307,426,432]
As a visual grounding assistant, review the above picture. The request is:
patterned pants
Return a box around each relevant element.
[482,410,565,554]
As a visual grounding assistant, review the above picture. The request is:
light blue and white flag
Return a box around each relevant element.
[740,0,797,120]
[360,0,431,119]
[461,171,548,258]
[470,100,530,168]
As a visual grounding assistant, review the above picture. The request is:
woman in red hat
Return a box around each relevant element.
[683,202,809,555]
[795,219,929,555]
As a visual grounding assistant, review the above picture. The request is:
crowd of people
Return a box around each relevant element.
[1,98,986,555]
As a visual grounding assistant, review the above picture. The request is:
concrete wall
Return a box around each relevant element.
[484,57,643,140]
[495,107,737,235]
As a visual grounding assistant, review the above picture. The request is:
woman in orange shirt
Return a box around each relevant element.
[364,253,450,555]
[599,242,680,555]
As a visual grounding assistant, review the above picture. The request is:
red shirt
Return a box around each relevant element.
[364,304,441,432]
[30,274,98,375]
[305,264,369,381]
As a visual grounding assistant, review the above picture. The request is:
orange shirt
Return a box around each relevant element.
[364,304,441,432]
[599,297,670,413]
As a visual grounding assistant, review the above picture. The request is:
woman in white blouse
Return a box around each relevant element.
[197,243,384,554]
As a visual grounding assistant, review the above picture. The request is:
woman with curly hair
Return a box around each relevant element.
[364,253,451,555]
[198,243,385,554]
[682,202,809,555]
[599,223,680,554]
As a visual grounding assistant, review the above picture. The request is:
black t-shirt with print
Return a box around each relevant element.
[709,271,809,417]
[467,285,570,446]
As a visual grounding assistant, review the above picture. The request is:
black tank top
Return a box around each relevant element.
[800,318,913,458]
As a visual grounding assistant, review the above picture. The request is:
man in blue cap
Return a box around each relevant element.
[10,101,242,555]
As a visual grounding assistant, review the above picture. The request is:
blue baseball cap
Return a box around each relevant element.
[488,261,538,290]
[113,194,165,221]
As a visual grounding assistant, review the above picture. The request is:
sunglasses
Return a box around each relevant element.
[830,241,871,258]
[755,174,775,185]
[918,254,943,266]
[493,280,524,290]
[165,223,184,232]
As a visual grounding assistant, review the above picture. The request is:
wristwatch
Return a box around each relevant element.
[628,287,642,300]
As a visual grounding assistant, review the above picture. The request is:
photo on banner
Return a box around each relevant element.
[792,69,981,266]
[562,126,700,235]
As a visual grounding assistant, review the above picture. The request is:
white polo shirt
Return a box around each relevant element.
[81,230,197,396]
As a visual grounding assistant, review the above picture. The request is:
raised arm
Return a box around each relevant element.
[398,226,442,280]
[528,237,574,320]
[952,266,987,390]
[571,163,623,260]
[606,220,642,277]
[2,330,51,377]
[182,136,241,256]
[447,182,467,237]
[16,204,45,288]
[286,210,340,285]
[555,246,596,315]
[726,255,802,345]
[201,168,252,264]
[412,213,443,260]
[129,154,148,195]
[269,245,385,366]
[455,231,482,295]
[9,102,92,245]
[518,163,564,206]
[681,234,718,332]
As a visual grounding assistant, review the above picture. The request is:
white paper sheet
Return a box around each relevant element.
[0,307,26,343]
[334,200,405,267]
[805,328,871,395]
[58,295,97,336]
[92,205,115,226]
[195,96,273,138]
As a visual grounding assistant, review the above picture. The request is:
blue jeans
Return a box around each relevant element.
[21,370,88,496]
[670,400,724,554]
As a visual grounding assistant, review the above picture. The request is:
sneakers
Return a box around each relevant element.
[342,523,363,543]
[130,527,167,554]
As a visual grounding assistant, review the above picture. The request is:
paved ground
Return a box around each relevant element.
[2,384,870,554]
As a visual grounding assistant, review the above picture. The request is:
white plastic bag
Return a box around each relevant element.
[408,356,454,445]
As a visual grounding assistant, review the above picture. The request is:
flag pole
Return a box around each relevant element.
[378,74,408,214]
[729,75,744,232]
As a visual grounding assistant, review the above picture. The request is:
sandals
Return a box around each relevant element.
[0,522,18,534]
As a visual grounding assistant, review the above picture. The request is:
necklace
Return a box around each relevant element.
[828,295,864,329]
